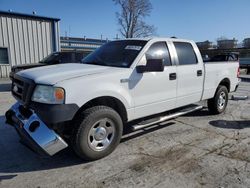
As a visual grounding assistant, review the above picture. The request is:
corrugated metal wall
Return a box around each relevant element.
[0,14,60,78]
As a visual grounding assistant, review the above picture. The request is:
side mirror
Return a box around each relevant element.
[136,59,164,73]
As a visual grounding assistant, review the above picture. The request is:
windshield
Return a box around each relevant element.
[82,40,147,68]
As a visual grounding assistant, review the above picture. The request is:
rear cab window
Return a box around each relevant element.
[173,42,197,65]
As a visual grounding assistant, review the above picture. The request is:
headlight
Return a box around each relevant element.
[32,85,65,104]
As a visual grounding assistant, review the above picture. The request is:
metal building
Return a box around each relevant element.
[217,38,238,49]
[196,40,213,50]
[243,38,250,48]
[61,37,107,57]
[0,11,60,78]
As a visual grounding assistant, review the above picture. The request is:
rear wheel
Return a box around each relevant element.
[72,106,123,161]
[207,85,228,114]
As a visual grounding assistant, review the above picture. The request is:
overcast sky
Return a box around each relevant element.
[1,0,249,42]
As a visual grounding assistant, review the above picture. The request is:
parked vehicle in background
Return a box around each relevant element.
[203,52,239,62]
[9,51,84,79]
[239,57,250,74]
[6,37,240,161]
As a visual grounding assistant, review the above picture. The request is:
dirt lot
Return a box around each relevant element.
[0,79,250,188]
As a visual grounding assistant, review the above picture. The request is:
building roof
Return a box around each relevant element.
[60,37,107,43]
[0,10,60,21]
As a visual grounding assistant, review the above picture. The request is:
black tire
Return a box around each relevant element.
[71,106,123,161]
[207,85,228,114]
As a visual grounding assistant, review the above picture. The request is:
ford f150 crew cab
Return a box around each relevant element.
[5,38,240,160]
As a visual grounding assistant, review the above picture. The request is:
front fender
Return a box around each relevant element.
[63,82,133,111]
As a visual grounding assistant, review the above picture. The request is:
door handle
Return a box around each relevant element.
[169,73,177,80]
[197,70,202,76]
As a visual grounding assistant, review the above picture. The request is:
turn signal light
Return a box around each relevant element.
[54,88,65,101]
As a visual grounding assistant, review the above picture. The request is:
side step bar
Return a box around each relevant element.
[132,105,203,131]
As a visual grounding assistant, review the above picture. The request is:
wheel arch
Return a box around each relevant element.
[218,78,230,92]
[74,96,128,123]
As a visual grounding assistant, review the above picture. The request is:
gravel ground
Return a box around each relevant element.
[0,79,250,188]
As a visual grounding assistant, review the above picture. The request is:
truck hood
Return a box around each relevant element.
[17,63,122,85]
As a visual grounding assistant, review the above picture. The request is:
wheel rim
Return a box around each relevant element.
[218,91,226,110]
[87,118,115,151]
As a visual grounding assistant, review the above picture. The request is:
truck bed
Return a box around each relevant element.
[202,61,239,100]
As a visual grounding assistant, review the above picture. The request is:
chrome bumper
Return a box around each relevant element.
[5,102,68,156]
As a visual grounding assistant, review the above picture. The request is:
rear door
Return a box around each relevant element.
[172,42,204,107]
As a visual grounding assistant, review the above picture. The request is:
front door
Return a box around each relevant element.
[130,41,177,119]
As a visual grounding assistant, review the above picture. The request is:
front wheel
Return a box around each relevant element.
[72,106,123,161]
[207,85,228,114]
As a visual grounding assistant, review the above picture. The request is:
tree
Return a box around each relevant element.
[113,0,156,38]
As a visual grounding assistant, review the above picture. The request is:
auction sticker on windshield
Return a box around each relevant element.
[125,45,142,51]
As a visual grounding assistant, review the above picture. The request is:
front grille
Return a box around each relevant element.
[12,74,35,105]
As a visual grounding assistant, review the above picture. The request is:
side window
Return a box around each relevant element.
[0,48,9,65]
[173,42,197,65]
[146,42,171,66]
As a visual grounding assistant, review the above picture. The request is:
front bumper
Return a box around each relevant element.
[29,102,79,125]
[5,102,68,156]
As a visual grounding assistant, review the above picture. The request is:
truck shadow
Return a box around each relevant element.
[0,175,17,181]
[182,108,211,117]
[209,120,250,129]
[121,121,175,143]
[0,115,89,173]
[0,115,175,174]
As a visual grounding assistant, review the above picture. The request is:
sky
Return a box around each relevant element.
[0,0,249,43]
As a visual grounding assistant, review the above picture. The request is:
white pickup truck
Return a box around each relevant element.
[6,38,240,160]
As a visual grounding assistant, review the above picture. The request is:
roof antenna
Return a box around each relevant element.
[32,11,36,15]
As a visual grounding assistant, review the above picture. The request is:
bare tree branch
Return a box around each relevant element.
[113,0,156,38]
